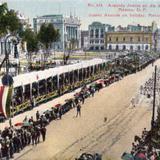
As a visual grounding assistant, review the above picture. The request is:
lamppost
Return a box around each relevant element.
[151,65,157,130]
[1,34,20,120]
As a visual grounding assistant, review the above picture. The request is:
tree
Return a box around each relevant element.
[20,28,38,69]
[63,38,78,65]
[37,23,60,65]
[0,3,20,36]
[0,3,21,72]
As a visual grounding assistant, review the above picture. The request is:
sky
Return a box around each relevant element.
[1,0,160,30]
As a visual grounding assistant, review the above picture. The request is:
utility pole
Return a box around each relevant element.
[151,65,157,130]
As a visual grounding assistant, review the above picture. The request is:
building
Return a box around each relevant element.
[81,31,89,50]
[16,11,30,30]
[116,24,152,32]
[106,31,152,51]
[33,14,81,51]
[88,22,114,51]
[153,29,160,52]
[0,11,29,57]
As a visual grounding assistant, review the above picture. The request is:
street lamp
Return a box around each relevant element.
[151,65,157,130]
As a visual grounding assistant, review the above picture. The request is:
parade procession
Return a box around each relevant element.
[1,0,160,160]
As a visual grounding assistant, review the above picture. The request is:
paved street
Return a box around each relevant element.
[11,59,159,160]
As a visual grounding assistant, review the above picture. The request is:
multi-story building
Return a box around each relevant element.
[105,31,152,51]
[81,31,89,50]
[33,14,81,51]
[88,22,114,51]
[153,29,160,52]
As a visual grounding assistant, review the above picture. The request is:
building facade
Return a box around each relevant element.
[81,31,89,50]
[88,22,114,51]
[88,22,106,51]
[153,29,160,52]
[105,32,152,51]
[33,14,81,51]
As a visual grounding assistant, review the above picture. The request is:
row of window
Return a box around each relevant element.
[89,46,104,50]
[108,45,149,50]
[90,29,104,34]
[108,37,149,42]
[90,40,104,44]
[90,34,104,38]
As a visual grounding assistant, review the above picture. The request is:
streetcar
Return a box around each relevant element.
[0,58,109,118]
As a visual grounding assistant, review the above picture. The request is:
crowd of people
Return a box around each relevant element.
[122,128,160,160]
[140,69,160,98]
[0,80,105,160]
[0,116,47,159]
[1,57,155,160]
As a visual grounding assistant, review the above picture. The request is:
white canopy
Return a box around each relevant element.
[13,58,107,88]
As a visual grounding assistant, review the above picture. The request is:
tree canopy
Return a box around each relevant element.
[37,23,60,50]
[21,28,38,53]
[0,3,20,36]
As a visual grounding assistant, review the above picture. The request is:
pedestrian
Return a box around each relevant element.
[90,87,95,97]
[80,91,85,104]
[40,126,46,142]
[131,98,135,107]
[9,118,12,128]
[58,106,62,119]
[36,111,40,121]
[76,103,81,117]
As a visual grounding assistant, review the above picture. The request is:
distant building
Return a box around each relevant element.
[33,14,81,51]
[153,29,160,52]
[88,22,113,51]
[116,24,152,32]
[105,31,152,51]
[81,31,89,50]
[0,11,29,56]
[16,11,30,30]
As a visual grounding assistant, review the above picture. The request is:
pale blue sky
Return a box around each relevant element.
[1,0,160,29]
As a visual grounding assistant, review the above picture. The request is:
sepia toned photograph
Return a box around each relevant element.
[0,0,160,159]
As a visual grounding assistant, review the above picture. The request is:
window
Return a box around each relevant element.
[138,45,141,50]
[95,46,99,50]
[95,29,99,38]
[130,46,133,50]
[138,37,140,42]
[145,45,149,50]
[116,37,118,42]
[123,37,125,42]
[90,40,94,44]
[100,40,104,43]
[101,46,104,50]
[109,37,112,41]
[116,45,119,50]
[95,40,99,44]
[90,29,94,38]
[109,45,112,50]
[100,29,104,38]
[123,45,126,50]
[130,37,133,42]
